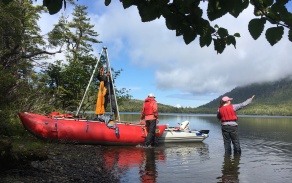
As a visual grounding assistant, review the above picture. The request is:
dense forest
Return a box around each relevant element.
[0,1,131,137]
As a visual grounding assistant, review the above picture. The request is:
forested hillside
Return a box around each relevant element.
[118,99,196,113]
[119,77,292,116]
[197,77,292,115]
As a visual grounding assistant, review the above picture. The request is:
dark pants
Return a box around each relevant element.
[104,94,117,112]
[145,119,157,146]
[221,125,241,155]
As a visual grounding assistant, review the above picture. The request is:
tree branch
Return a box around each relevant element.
[21,50,62,59]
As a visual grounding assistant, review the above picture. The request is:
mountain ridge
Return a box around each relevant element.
[120,77,292,115]
[197,76,292,115]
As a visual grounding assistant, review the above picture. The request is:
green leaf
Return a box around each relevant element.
[165,13,181,30]
[226,35,236,48]
[199,36,206,47]
[248,18,266,40]
[182,26,197,45]
[234,33,241,37]
[187,6,203,25]
[174,0,193,14]
[104,0,111,6]
[276,0,289,5]
[195,19,214,36]
[270,2,289,15]
[199,34,212,47]
[263,0,273,7]
[213,38,226,54]
[217,28,228,38]
[270,3,291,26]
[176,29,183,37]
[43,0,63,15]
[265,26,284,46]
[121,0,137,9]
[138,3,161,22]
[227,0,249,18]
[207,0,228,21]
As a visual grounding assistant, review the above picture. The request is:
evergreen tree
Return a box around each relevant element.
[0,0,60,135]
[46,4,102,112]
[46,3,131,113]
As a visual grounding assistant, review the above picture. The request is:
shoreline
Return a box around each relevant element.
[0,142,119,183]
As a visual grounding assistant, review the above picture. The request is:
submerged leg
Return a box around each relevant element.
[222,125,232,155]
[230,126,241,154]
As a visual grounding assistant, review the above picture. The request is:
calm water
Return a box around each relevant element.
[100,113,292,183]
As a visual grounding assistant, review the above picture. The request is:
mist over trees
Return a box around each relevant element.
[197,77,292,115]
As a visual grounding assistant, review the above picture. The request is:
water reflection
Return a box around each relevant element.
[217,154,241,183]
[102,146,144,170]
[98,114,292,182]
[162,142,210,161]
[101,146,165,182]
[139,148,157,183]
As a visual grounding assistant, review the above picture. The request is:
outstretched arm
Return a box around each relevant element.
[233,95,255,111]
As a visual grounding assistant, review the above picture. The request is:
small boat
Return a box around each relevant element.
[18,47,167,146]
[18,112,167,146]
[158,121,209,143]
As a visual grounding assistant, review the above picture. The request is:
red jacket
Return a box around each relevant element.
[140,97,158,120]
[218,104,237,122]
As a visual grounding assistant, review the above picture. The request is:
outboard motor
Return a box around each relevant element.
[179,120,190,130]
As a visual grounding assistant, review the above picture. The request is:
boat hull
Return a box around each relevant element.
[18,112,167,146]
[158,129,209,143]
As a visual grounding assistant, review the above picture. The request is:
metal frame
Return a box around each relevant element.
[75,47,120,121]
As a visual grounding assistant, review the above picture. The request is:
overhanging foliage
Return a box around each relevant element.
[40,0,292,54]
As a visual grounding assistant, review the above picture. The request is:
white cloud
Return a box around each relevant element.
[37,1,292,107]
[95,2,292,91]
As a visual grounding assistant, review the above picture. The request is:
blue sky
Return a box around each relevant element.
[38,1,292,108]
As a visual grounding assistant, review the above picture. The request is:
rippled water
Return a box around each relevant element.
[100,113,292,183]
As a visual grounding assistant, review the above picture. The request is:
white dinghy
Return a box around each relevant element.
[158,121,209,143]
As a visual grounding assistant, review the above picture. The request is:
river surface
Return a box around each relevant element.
[101,113,292,183]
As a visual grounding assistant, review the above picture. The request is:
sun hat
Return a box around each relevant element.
[148,93,155,98]
[222,96,233,102]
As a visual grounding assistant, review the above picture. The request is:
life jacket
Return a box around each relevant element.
[218,104,237,122]
[143,97,156,115]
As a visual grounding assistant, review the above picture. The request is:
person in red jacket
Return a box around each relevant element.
[217,95,255,155]
[140,93,159,147]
